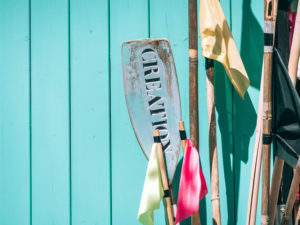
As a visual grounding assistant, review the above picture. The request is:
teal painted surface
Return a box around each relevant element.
[0,0,264,224]
[31,0,71,224]
[0,0,30,224]
[70,0,110,224]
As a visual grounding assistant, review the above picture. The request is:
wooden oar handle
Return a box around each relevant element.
[179,121,187,155]
[153,130,175,225]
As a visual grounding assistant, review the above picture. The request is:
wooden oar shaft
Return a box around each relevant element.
[288,1,300,85]
[262,1,274,224]
[189,0,201,224]
[153,130,175,225]
[281,158,300,225]
[269,157,284,224]
[247,64,264,225]
[179,121,186,154]
[189,0,199,151]
[206,58,221,225]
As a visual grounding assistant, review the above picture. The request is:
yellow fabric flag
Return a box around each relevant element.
[200,0,250,99]
[137,143,164,225]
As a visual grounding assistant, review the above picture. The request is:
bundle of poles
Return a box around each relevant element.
[247,0,300,225]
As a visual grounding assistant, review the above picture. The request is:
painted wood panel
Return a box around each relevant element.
[0,0,30,224]
[70,0,111,224]
[149,0,189,223]
[110,0,165,224]
[0,0,265,224]
[31,0,71,224]
[231,0,264,224]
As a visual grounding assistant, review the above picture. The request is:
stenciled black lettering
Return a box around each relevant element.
[141,47,172,153]
[152,119,167,126]
[146,78,162,91]
[150,108,165,115]
[162,139,171,151]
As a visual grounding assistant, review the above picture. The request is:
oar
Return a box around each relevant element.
[246,63,264,225]
[154,130,175,225]
[188,0,201,224]
[261,1,275,224]
[122,38,182,225]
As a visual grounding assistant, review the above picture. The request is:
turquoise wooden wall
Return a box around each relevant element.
[0,0,264,224]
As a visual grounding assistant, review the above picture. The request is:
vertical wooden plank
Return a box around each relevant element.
[110,0,152,224]
[149,0,189,223]
[31,0,70,224]
[0,0,30,224]
[70,0,110,224]
[231,0,263,224]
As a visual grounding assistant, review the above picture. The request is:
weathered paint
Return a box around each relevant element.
[122,39,181,182]
[0,0,263,224]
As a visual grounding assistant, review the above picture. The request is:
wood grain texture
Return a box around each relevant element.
[110,0,159,224]
[0,0,30,224]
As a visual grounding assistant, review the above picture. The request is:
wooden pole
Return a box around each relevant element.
[179,121,187,154]
[281,158,300,225]
[246,64,264,225]
[288,1,300,85]
[189,0,201,224]
[261,1,275,224]
[153,130,175,225]
[206,58,221,225]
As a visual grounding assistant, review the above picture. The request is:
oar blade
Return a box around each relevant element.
[122,38,181,182]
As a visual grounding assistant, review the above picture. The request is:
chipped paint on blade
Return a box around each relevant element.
[122,38,181,183]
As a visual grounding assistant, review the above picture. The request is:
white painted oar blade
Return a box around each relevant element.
[122,38,181,182]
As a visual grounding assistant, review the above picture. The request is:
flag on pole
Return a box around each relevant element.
[175,139,208,223]
[272,47,300,169]
[199,0,250,99]
[137,143,164,225]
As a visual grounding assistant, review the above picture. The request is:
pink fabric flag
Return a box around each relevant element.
[175,139,208,224]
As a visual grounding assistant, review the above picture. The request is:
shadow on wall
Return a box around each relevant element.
[173,0,263,224]
[215,0,263,224]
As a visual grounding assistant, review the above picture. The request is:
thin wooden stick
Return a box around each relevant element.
[261,1,275,224]
[189,0,201,224]
[269,158,284,224]
[246,64,264,225]
[206,58,221,225]
[153,130,175,225]
[179,121,187,154]
[288,1,300,85]
[281,158,300,225]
